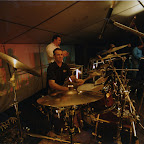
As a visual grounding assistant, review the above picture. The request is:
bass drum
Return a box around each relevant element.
[82,82,116,126]
[87,83,115,114]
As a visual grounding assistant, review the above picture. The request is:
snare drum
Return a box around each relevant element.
[77,83,104,93]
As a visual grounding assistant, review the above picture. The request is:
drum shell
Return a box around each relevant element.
[87,91,115,114]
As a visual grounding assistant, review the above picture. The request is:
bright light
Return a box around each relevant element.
[113,1,144,16]
[76,69,82,79]
[69,77,72,82]
[126,4,144,16]
[13,59,17,67]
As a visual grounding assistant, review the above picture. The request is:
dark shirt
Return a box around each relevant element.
[46,62,71,94]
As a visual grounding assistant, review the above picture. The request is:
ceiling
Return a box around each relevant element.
[0,1,144,45]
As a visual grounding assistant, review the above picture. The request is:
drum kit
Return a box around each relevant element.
[0,44,143,144]
[36,45,143,143]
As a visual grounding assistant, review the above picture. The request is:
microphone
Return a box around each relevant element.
[99,1,115,39]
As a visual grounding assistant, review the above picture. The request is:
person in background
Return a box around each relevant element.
[132,43,144,79]
[46,34,69,63]
[131,44,144,102]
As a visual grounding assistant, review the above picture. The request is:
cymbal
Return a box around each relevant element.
[95,77,108,85]
[102,44,128,55]
[0,52,41,77]
[100,53,129,60]
[37,90,104,108]
[77,83,104,93]
[88,70,102,77]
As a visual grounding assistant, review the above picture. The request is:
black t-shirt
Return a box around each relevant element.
[46,62,72,94]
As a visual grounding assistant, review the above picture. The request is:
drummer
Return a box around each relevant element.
[46,48,84,95]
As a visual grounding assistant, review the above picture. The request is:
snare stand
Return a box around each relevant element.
[69,106,75,144]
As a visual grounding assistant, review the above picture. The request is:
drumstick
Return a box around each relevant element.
[83,75,94,83]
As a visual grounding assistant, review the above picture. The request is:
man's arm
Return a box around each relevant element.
[46,45,54,58]
[49,80,69,91]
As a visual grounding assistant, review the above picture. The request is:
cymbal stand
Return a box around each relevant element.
[27,106,80,144]
[69,106,75,144]
[10,68,23,143]
[112,67,139,141]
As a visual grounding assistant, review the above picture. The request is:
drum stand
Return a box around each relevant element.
[27,106,81,144]
[69,106,75,144]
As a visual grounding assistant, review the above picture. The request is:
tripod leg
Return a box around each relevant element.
[93,114,100,139]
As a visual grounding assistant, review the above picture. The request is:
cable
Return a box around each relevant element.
[138,0,144,8]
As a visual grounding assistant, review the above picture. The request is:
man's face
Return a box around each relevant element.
[55,37,61,46]
[54,50,63,63]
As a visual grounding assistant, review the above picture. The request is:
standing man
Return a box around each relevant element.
[46,34,69,63]
[132,44,144,78]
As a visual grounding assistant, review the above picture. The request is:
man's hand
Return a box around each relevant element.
[128,43,131,47]
[63,50,69,57]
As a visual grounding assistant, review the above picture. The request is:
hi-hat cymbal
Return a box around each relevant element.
[102,44,128,55]
[0,52,41,77]
[37,90,104,108]
[100,53,129,60]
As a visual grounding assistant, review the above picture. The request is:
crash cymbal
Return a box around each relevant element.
[100,53,129,60]
[0,52,41,77]
[102,44,128,55]
[37,90,104,108]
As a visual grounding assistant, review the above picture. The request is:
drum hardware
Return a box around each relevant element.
[8,69,23,143]
[101,44,129,55]
[106,68,139,71]
[112,66,142,142]
[37,89,104,144]
[98,53,129,61]
[27,133,72,143]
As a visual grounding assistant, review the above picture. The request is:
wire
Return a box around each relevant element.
[138,0,144,8]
